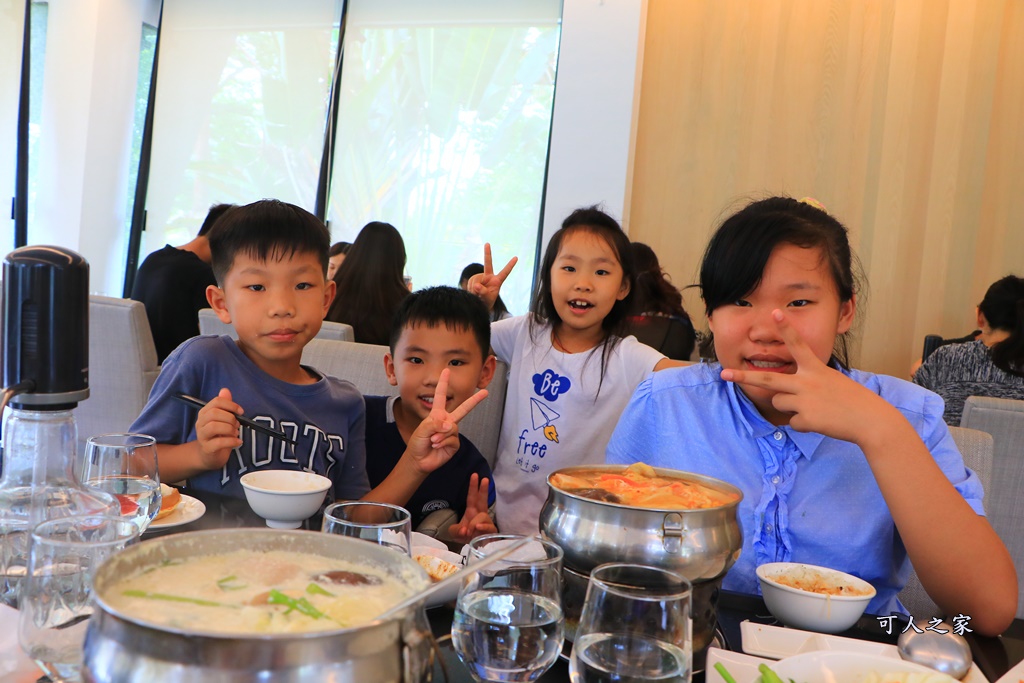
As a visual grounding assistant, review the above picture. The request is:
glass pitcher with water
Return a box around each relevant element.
[0,246,118,606]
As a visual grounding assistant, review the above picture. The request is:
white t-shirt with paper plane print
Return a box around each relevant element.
[489,315,664,534]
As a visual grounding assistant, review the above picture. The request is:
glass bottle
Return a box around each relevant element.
[0,409,117,607]
[0,245,116,606]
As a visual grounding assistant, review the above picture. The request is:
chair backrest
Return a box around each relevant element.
[300,338,509,467]
[73,296,161,447]
[625,315,696,362]
[897,425,994,619]
[960,395,1024,618]
[198,308,354,342]
[921,334,943,362]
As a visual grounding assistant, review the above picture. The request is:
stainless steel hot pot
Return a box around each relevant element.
[83,529,434,683]
[539,464,743,672]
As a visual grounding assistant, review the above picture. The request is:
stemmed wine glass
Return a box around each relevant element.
[569,563,692,683]
[18,514,139,682]
[452,534,564,682]
[78,433,161,533]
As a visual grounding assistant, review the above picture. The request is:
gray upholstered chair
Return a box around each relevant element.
[960,395,1024,618]
[73,296,161,448]
[897,425,994,619]
[197,308,355,342]
[300,338,509,540]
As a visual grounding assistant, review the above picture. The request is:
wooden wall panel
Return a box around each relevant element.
[627,0,1024,377]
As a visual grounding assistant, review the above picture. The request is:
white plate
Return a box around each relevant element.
[707,648,770,683]
[741,622,895,659]
[995,657,1024,683]
[410,531,450,552]
[146,494,206,531]
[770,651,955,683]
[707,649,954,683]
[735,622,989,683]
[0,604,45,682]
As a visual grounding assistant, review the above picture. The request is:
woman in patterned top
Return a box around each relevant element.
[913,275,1024,425]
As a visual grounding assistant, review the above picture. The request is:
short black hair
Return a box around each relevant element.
[699,196,862,367]
[460,262,484,285]
[389,286,491,361]
[329,241,351,257]
[197,203,236,237]
[208,199,330,284]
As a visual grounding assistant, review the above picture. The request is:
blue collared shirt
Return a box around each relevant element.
[606,362,985,616]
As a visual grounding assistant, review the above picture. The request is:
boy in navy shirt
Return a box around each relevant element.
[366,286,498,542]
[131,200,485,507]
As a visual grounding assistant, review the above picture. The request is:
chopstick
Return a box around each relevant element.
[173,393,297,446]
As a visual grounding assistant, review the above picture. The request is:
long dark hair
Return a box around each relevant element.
[980,275,1024,377]
[530,206,635,396]
[628,242,691,323]
[326,221,409,345]
[699,196,864,368]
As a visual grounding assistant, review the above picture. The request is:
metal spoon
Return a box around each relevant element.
[377,535,537,621]
[897,622,972,679]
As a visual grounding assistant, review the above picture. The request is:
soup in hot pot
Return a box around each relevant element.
[549,463,739,509]
[106,549,413,634]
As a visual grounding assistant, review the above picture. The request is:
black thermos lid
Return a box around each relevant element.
[2,246,90,409]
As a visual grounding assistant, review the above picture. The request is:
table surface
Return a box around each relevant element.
[151,487,1024,682]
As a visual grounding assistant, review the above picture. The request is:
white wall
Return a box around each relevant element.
[26,0,646,295]
[541,0,645,253]
[31,0,143,295]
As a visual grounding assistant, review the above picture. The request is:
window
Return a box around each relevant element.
[0,0,26,252]
[141,0,341,257]
[326,0,561,312]
[124,20,157,238]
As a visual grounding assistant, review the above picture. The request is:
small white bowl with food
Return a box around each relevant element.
[240,470,332,529]
[756,562,876,633]
[410,532,463,606]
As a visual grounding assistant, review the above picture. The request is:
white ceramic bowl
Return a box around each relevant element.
[239,470,331,529]
[756,562,876,634]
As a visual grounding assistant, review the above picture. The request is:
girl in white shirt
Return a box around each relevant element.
[470,206,683,533]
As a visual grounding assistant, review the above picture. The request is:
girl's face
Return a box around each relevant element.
[708,242,855,423]
[549,229,630,347]
[327,253,345,280]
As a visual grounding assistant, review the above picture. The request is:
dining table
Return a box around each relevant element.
[109,487,1024,682]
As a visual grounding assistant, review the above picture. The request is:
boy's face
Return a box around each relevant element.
[207,250,335,380]
[385,323,495,423]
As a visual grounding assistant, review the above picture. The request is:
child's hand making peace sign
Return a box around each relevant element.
[467,243,517,312]
[448,473,497,543]
[405,368,489,474]
[720,309,900,444]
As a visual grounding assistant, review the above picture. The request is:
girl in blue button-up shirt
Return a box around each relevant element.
[607,196,1016,636]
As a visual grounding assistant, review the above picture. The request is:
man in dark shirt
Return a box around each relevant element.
[131,204,234,362]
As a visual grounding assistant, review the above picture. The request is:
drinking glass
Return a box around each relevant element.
[452,534,564,683]
[321,501,412,555]
[569,563,692,683]
[19,515,139,682]
[78,433,161,533]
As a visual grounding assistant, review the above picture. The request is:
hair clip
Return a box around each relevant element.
[799,196,827,213]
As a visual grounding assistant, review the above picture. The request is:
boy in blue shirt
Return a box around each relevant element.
[131,200,485,507]
[367,286,498,542]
